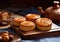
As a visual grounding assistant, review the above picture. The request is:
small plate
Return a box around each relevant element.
[10,38,21,42]
[0,24,10,29]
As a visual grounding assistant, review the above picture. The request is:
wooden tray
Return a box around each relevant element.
[11,23,60,39]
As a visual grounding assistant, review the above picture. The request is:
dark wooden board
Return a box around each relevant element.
[11,23,60,39]
[10,14,60,39]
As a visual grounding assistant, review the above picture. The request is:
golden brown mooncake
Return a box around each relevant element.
[20,21,35,31]
[35,18,52,31]
[13,17,26,26]
[26,14,40,22]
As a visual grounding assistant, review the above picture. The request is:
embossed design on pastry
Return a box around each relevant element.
[13,17,26,26]
[26,14,40,22]
[20,21,35,31]
[35,18,52,31]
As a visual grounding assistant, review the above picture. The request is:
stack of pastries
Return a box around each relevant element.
[0,11,10,26]
[0,31,14,42]
[12,14,52,31]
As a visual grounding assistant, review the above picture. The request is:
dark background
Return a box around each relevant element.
[0,0,60,10]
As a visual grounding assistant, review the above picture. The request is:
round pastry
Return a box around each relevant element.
[9,35,14,41]
[13,17,26,26]
[0,36,2,42]
[2,31,9,36]
[2,35,9,42]
[35,18,52,31]
[25,14,40,22]
[0,12,10,21]
[20,21,35,31]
